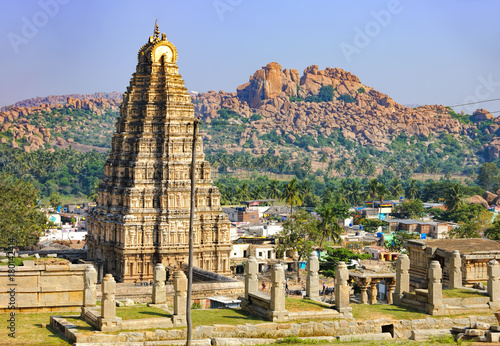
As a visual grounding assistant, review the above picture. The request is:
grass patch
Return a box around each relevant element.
[62,316,95,332]
[351,304,427,321]
[0,256,36,266]
[286,297,332,312]
[0,311,79,345]
[115,304,172,320]
[191,308,266,326]
[442,288,486,299]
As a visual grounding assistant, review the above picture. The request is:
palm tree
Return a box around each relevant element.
[316,204,344,248]
[236,182,250,201]
[390,178,404,199]
[282,178,302,214]
[267,180,282,200]
[406,179,420,200]
[252,185,265,199]
[377,183,389,202]
[367,179,379,201]
[445,184,464,212]
[346,179,363,206]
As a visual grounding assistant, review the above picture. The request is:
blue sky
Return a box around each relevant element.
[1,0,499,115]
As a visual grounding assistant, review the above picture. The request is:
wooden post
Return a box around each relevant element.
[186,118,199,346]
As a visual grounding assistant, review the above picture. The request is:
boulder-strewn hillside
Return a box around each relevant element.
[1,62,499,178]
[0,96,120,152]
[193,62,481,150]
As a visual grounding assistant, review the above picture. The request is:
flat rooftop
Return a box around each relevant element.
[425,239,500,254]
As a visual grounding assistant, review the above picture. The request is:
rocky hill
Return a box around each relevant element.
[1,63,499,177]
[0,95,120,152]
[193,62,484,150]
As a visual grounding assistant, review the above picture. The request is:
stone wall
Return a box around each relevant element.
[62,314,498,344]
[0,264,88,312]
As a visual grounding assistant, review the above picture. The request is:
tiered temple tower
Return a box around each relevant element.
[86,25,231,282]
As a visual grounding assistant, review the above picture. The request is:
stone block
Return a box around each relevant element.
[452,326,467,333]
[20,254,29,258]
[22,260,35,267]
[0,252,6,257]
[490,325,500,331]
[34,253,40,259]
[212,338,275,345]
[488,331,500,343]
[337,333,392,342]
[0,259,8,263]
[472,321,490,330]
[465,329,486,336]
[47,254,57,258]
[411,329,452,341]
[123,298,135,306]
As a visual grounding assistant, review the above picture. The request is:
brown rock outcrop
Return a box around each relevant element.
[468,195,489,209]
[471,108,494,122]
[482,191,498,204]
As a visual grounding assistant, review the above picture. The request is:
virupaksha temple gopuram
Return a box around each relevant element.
[86,24,231,282]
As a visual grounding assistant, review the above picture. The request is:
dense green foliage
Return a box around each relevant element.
[0,174,47,248]
[392,199,425,219]
[0,144,106,198]
[319,247,370,278]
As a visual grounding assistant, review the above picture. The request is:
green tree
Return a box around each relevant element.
[276,210,318,282]
[485,218,500,240]
[316,203,350,248]
[361,219,387,233]
[319,247,370,278]
[477,162,500,191]
[392,199,425,219]
[448,220,481,239]
[318,85,334,102]
[49,191,62,209]
[444,184,464,212]
[0,174,47,248]
[385,230,419,252]
[267,180,282,200]
[405,179,420,200]
[390,178,404,199]
[282,178,302,214]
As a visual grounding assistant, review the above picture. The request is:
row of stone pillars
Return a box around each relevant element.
[81,264,188,331]
[305,252,350,315]
[392,253,500,313]
[244,256,288,321]
[244,253,351,319]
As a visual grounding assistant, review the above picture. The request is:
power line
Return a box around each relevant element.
[449,98,500,107]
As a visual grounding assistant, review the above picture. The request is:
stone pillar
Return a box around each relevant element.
[393,254,410,305]
[488,260,500,304]
[81,265,97,318]
[172,270,187,326]
[334,261,352,317]
[306,251,319,300]
[98,274,122,331]
[387,279,396,305]
[151,263,167,305]
[449,250,462,289]
[245,256,258,300]
[359,278,371,304]
[268,263,289,322]
[369,280,378,305]
[427,260,444,315]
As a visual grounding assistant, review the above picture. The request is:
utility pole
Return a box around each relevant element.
[186,118,199,346]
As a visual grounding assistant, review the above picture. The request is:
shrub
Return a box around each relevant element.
[337,94,356,103]
[357,87,365,94]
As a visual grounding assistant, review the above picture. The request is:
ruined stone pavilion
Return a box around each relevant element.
[86,25,231,282]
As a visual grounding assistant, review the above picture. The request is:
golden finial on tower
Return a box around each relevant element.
[154,19,160,39]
